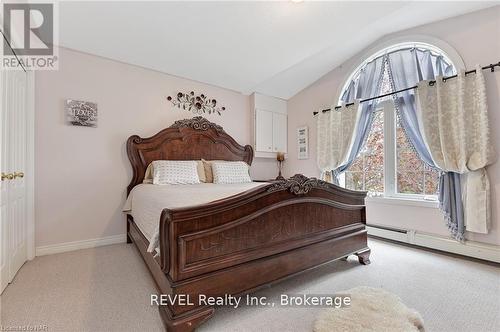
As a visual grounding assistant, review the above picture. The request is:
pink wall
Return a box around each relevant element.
[286,7,500,245]
[35,47,276,247]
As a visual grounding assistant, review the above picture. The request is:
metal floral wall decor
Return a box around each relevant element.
[167,91,226,115]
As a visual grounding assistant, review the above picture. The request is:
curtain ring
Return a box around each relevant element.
[335,101,346,111]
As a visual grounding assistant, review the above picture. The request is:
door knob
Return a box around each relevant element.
[1,173,14,181]
[13,172,24,179]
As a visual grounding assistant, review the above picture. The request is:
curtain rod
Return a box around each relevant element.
[313,61,500,116]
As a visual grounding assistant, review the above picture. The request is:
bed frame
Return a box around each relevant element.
[126,117,370,331]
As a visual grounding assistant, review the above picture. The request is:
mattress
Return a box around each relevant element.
[123,182,268,253]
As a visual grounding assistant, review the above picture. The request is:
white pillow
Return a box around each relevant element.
[211,161,252,184]
[152,160,200,185]
[144,161,206,183]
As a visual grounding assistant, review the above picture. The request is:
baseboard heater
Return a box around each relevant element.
[366,224,500,264]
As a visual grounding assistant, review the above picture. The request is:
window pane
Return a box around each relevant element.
[397,171,424,194]
[424,165,440,195]
[396,116,439,195]
[365,171,384,193]
[345,111,384,193]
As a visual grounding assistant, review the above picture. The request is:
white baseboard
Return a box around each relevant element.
[35,234,127,256]
[34,228,500,263]
[367,225,500,263]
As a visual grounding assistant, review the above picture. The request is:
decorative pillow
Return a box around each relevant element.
[196,161,207,182]
[152,160,200,185]
[143,163,154,184]
[144,160,205,183]
[211,161,252,184]
[201,159,224,183]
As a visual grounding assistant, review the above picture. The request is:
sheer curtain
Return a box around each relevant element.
[333,55,386,180]
[386,48,468,240]
[317,46,495,241]
[387,48,453,167]
[317,101,360,183]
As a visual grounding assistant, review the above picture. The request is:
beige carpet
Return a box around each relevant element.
[1,239,499,332]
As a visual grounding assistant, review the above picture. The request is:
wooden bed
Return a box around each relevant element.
[125,117,370,331]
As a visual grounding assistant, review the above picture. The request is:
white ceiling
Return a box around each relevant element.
[59,1,497,100]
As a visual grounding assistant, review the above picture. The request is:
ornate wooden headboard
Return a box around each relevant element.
[126,117,254,194]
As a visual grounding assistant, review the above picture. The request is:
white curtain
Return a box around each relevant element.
[416,67,497,233]
[317,101,361,181]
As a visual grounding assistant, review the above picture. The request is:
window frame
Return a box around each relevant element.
[381,99,396,197]
[342,99,438,202]
[381,99,438,201]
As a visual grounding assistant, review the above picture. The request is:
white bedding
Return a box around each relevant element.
[123,182,268,253]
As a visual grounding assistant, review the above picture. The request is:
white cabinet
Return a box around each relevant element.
[272,113,287,153]
[255,109,273,152]
[252,93,287,158]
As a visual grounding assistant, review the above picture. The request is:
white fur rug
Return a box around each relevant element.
[314,286,425,332]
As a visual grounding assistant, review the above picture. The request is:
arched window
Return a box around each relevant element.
[339,42,457,197]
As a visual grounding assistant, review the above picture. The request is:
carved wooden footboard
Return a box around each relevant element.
[126,118,369,331]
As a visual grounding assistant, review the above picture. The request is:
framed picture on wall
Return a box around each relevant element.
[66,99,98,127]
[297,126,309,160]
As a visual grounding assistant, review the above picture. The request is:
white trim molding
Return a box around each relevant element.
[367,225,500,263]
[26,71,36,260]
[35,234,127,256]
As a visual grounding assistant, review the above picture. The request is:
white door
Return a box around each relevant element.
[272,113,287,153]
[255,109,273,152]
[8,70,28,282]
[0,69,29,293]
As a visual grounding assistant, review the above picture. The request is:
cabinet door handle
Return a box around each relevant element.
[1,173,14,181]
[14,172,24,179]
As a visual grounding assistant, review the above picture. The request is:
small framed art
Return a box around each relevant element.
[297,126,309,159]
[66,99,98,127]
